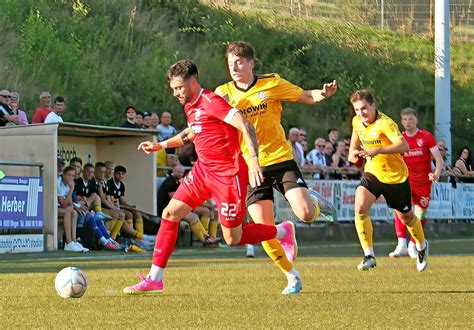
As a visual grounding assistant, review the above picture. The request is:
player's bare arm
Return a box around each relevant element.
[357,138,409,159]
[137,128,195,154]
[348,129,361,163]
[429,146,444,182]
[227,110,264,188]
[297,80,338,105]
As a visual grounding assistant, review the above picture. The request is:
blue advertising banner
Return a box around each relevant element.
[0,176,43,229]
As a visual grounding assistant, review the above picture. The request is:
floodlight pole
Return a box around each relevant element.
[434,0,452,163]
[381,0,384,29]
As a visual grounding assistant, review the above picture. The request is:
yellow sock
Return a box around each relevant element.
[200,215,210,231]
[134,230,143,242]
[94,205,102,212]
[107,219,117,233]
[135,218,144,236]
[406,214,425,247]
[126,219,133,227]
[110,219,124,240]
[190,221,207,242]
[355,213,373,254]
[209,220,218,237]
[262,239,293,273]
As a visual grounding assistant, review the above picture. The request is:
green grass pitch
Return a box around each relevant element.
[1,239,473,328]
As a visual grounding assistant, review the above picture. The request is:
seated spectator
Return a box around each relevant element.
[301,140,309,157]
[142,112,154,129]
[57,157,65,177]
[120,106,142,129]
[151,112,160,128]
[455,147,474,176]
[106,165,155,248]
[32,91,53,124]
[44,96,66,124]
[327,128,339,152]
[299,128,307,142]
[324,141,334,166]
[0,90,20,126]
[57,166,84,252]
[306,138,331,179]
[94,162,127,240]
[157,165,219,246]
[435,140,461,177]
[135,111,144,127]
[70,157,83,179]
[10,92,28,125]
[288,127,305,167]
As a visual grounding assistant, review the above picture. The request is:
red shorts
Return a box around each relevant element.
[173,161,248,228]
[410,182,432,209]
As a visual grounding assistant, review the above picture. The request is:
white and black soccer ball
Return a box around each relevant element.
[55,267,87,298]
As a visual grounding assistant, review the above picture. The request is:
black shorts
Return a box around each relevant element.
[358,172,412,213]
[246,160,307,206]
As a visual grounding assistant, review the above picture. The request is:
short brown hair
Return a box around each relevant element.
[225,41,255,61]
[167,59,199,81]
[350,89,375,104]
[400,107,417,117]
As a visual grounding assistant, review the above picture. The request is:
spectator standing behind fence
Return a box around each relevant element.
[455,147,474,176]
[151,112,160,128]
[157,111,176,140]
[0,90,20,126]
[44,96,66,124]
[120,106,142,129]
[32,91,53,124]
[324,141,334,166]
[142,112,154,129]
[306,138,330,179]
[10,92,28,125]
[327,128,339,152]
[288,128,305,167]
[135,111,144,127]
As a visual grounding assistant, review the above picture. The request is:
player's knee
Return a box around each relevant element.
[298,207,315,222]
[162,207,180,221]
[354,202,369,215]
[398,211,414,225]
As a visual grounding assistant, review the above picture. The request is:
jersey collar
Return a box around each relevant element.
[234,75,258,92]
[189,88,204,106]
[362,110,379,128]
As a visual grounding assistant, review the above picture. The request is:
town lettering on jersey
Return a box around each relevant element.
[361,139,381,146]
[242,103,268,116]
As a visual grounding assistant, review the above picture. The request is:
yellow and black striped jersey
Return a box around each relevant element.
[352,111,408,184]
[215,73,303,167]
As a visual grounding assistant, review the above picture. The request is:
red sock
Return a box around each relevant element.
[410,217,427,243]
[394,212,407,238]
[237,223,277,245]
[152,219,179,268]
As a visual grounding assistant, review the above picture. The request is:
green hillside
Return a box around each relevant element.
[0,0,471,155]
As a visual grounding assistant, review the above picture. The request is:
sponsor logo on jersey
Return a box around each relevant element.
[361,139,381,146]
[258,91,267,100]
[417,139,423,147]
[242,103,268,116]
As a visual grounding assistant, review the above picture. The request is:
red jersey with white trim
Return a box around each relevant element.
[402,129,437,184]
[184,89,244,176]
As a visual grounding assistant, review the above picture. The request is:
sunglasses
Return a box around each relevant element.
[0,95,11,98]
[317,144,325,148]
[300,134,307,137]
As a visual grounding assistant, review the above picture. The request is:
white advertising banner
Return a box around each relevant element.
[453,183,474,219]
[427,182,453,219]
[0,234,44,253]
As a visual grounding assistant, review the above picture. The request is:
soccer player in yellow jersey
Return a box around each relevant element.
[215,41,337,294]
[348,90,428,272]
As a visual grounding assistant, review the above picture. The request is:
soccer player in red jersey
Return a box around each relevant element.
[389,108,443,258]
[123,60,297,295]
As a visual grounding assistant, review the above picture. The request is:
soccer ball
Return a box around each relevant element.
[55,267,87,298]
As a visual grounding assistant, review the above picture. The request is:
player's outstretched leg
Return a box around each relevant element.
[397,211,428,272]
[123,200,192,295]
[389,212,409,258]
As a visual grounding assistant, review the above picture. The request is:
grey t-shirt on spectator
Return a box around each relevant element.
[157,124,176,141]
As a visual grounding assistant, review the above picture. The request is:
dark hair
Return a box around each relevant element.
[167,59,199,82]
[350,89,375,105]
[327,128,338,134]
[143,112,151,118]
[136,111,144,117]
[114,165,127,173]
[401,107,418,117]
[63,166,75,175]
[125,106,136,113]
[458,146,471,159]
[54,96,65,104]
[83,163,94,171]
[95,162,106,169]
[226,41,255,61]
[70,157,82,165]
